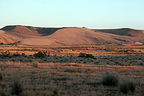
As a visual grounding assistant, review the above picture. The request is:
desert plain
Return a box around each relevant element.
[0,25,144,96]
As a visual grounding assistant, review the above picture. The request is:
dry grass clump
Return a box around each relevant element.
[32,61,39,68]
[101,73,119,86]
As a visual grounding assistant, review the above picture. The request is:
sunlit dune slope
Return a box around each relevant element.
[0,25,144,46]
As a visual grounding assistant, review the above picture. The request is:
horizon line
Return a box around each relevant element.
[0,24,143,30]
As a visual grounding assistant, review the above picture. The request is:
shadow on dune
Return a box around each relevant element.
[1,25,63,36]
[1,26,16,31]
[36,28,62,36]
[94,28,144,37]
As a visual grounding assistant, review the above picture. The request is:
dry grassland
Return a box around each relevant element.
[0,45,144,96]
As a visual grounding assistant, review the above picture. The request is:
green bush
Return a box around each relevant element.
[120,80,136,94]
[101,73,118,86]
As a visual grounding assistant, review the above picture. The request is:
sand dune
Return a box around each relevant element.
[2,25,61,36]
[0,25,144,46]
[0,30,21,44]
[94,28,144,37]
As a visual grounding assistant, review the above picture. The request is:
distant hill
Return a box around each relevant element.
[94,28,144,37]
[0,25,144,46]
[2,25,61,36]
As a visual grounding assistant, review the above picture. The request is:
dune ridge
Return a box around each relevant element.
[0,25,144,46]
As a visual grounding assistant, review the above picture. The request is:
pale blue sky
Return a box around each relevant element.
[0,0,144,29]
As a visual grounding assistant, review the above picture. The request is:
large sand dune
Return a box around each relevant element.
[95,28,144,37]
[0,25,144,46]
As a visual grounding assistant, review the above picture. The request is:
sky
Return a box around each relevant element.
[0,0,144,29]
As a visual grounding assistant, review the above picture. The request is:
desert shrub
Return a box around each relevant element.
[101,73,118,86]
[0,51,10,57]
[0,73,3,81]
[11,81,23,95]
[78,53,86,57]
[78,53,94,58]
[0,42,4,45]
[21,53,26,56]
[52,89,58,96]
[0,92,6,96]
[120,80,136,94]
[12,52,21,57]
[33,51,48,58]
[85,54,94,58]
[128,82,136,92]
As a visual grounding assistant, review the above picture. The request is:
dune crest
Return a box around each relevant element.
[0,25,144,46]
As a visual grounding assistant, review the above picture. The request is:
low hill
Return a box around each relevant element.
[0,25,144,46]
[2,25,61,36]
[94,28,144,37]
